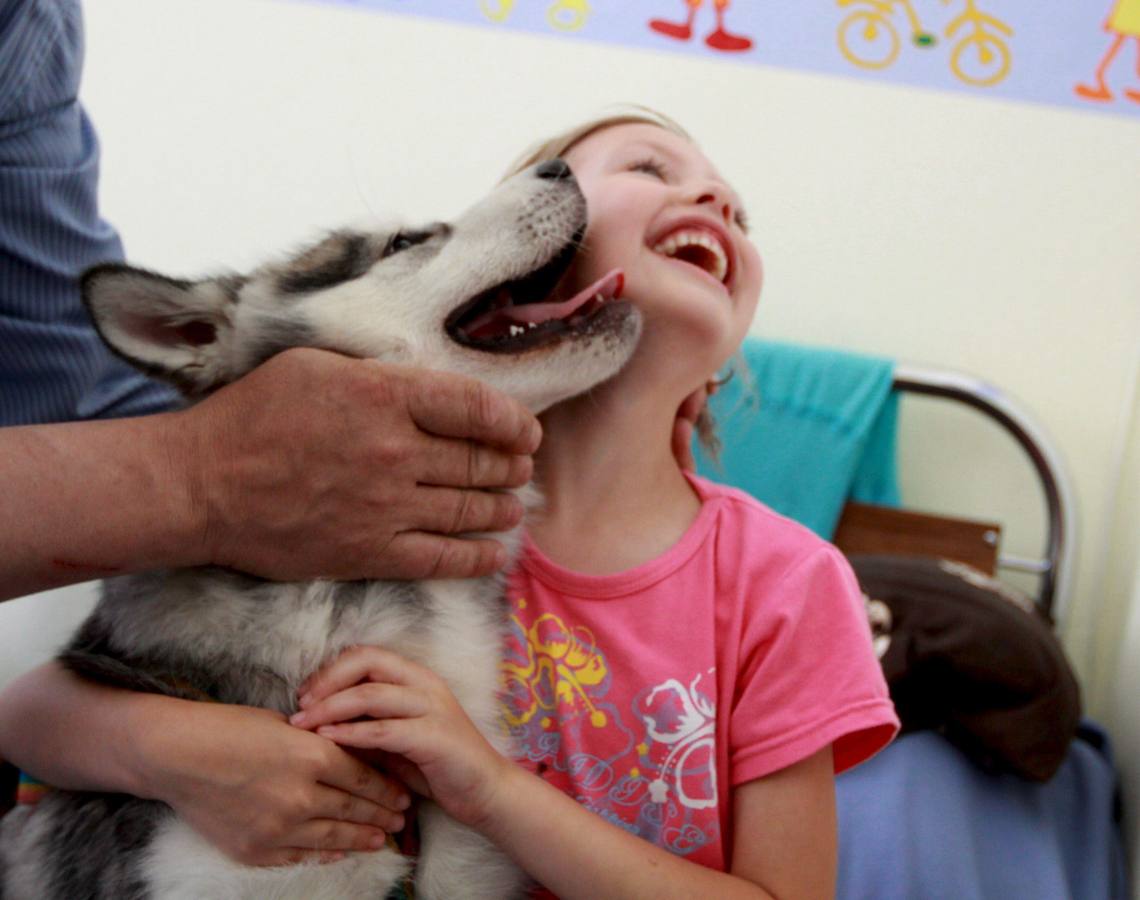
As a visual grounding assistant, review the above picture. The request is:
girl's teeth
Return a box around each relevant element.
[652,228,729,282]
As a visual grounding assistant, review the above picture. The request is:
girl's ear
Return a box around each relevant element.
[81,263,238,395]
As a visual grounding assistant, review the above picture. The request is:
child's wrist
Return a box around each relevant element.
[123,692,194,801]
[471,755,532,838]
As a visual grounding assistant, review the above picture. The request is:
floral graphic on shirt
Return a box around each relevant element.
[502,598,720,860]
[636,670,718,811]
[502,608,611,731]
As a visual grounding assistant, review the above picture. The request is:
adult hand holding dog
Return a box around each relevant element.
[0,347,541,600]
[178,347,542,582]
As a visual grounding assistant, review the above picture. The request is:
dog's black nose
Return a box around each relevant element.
[536,159,573,181]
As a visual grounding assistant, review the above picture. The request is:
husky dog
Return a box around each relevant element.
[0,159,639,900]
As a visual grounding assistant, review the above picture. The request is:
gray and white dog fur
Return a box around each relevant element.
[0,161,640,900]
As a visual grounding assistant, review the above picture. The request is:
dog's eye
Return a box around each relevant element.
[385,230,432,257]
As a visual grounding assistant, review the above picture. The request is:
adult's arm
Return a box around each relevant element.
[0,348,541,601]
[0,0,182,426]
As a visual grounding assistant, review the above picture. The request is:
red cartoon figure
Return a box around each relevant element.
[650,0,754,52]
[1076,0,1140,103]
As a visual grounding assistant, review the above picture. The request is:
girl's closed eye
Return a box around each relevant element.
[629,157,670,180]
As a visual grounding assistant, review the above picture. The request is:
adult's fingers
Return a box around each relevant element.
[416,436,533,490]
[401,369,542,455]
[412,485,523,536]
[374,532,509,580]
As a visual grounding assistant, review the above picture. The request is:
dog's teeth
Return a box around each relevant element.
[509,325,524,337]
[527,321,537,329]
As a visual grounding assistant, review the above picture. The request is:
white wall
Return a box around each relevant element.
[0,585,98,689]
[3,0,1139,866]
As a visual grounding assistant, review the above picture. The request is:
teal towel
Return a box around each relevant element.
[694,338,900,539]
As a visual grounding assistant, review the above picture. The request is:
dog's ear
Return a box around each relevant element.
[81,263,239,394]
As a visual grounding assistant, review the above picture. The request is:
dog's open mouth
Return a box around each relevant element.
[446,236,625,353]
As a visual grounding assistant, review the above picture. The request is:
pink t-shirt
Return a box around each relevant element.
[502,474,899,874]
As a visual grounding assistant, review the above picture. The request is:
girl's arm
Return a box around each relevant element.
[0,662,409,866]
[479,747,836,900]
[295,646,837,899]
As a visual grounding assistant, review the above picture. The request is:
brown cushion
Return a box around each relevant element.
[849,554,1081,782]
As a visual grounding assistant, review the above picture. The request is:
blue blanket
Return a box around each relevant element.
[836,723,1128,899]
[694,337,900,538]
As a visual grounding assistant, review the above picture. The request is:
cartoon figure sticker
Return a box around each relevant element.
[289,2,1140,118]
[649,0,753,52]
[837,0,1012,87]
[1075,0,1140,104]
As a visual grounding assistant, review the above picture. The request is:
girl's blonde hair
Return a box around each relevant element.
[499,103,693,184]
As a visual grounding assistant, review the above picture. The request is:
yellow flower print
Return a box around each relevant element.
[503,610,610,729]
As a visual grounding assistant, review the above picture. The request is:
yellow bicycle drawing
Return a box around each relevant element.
[837,0,1012,87]
[481,0,592,32]
[945,0,1012,87]
[837,0,936,70]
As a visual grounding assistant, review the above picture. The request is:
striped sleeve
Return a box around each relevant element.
[0,0,179,426]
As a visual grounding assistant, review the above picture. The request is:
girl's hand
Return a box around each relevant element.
[672,379,718,472]
[142,699,411,867]
[290,646,512,830]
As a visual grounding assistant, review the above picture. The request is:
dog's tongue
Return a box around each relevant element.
[464,269,624,337]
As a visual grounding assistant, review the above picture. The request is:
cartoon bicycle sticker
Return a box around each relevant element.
[481,0,591,31]
[837,0,1013,87]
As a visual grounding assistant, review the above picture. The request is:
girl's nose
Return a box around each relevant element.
[694,184,735,226]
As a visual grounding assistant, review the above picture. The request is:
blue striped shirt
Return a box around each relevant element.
[0,0,178,425]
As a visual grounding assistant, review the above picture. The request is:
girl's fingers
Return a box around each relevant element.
[300,647,423,706]
[314,719,416,758]
[311,784,408,833]
[287,818,395,854]
[315,740,412,811]
[258,848,343,868]
[255,819,391,866]
[294,683,425,730]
